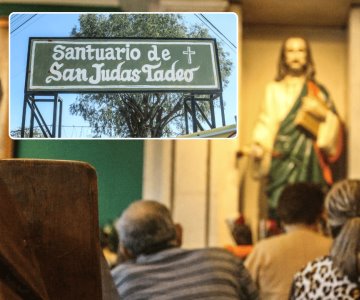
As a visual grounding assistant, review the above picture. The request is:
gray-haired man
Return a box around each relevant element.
[111,200,259,300]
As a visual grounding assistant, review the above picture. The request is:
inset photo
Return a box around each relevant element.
[9,12,238,139]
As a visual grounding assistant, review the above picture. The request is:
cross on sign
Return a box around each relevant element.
[183,46,196,64]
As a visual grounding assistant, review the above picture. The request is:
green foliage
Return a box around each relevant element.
[70,14,233,137]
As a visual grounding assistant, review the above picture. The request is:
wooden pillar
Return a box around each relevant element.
[348,6,360,178]
[0,17,12,158]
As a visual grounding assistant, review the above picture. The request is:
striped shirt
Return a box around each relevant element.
[111,247,259,300]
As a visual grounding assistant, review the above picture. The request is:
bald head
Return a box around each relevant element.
[116,200,177,257]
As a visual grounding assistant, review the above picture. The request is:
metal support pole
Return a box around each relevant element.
[195,102,212,129]
[29,98,35,138]
[184,99,189,134]
[58,98,63,138]
[21,94,28,138]
[190,94,197,133]
[219,93,226,126]
[31,102,51,137]
[52,94,58,138]
[21,93,63,138]
[209,95,216,128]
[29,105,49,137]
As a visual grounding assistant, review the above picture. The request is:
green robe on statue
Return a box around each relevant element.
[264,81,340,217]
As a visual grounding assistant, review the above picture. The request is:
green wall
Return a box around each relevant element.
[16,140,143,226]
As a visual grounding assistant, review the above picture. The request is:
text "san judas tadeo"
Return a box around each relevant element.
[45,44,200,84]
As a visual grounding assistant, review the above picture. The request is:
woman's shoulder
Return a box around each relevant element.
[296,255,332,276]
[290,256,332,299]
[291,255,360,299]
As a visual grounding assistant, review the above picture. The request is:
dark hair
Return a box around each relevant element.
[116,200,177,256]
[232,224,253,245]
[275,36,316,81]
[277,182,324,225]
[326,179,360,283]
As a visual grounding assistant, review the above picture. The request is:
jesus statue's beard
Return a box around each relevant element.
[286,64,307,77]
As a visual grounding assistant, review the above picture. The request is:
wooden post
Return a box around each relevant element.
[0,17,12,157]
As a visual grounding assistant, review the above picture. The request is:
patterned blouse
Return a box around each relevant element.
[290,256,360,300]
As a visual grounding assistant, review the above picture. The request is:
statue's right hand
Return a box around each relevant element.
[250,144,264,160]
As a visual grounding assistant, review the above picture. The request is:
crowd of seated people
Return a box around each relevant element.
[107,179,360,300]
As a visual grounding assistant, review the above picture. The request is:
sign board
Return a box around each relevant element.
[26,38,222,93]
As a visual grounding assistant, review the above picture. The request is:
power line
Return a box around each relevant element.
[11,14,37,34]
[10,15,27,28]
[10,14,23,24]
[12,15,43,38]
[10,14,20,20]
[199,14,237,50]
[10,14,24,22]
[194,14,236,54]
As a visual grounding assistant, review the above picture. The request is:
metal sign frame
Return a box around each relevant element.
[21,37,226,138]
[184,92,225,134]
[21,94,63,138]
[25,37,223,94]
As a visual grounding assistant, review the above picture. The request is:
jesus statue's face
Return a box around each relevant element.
[284,37,307,75]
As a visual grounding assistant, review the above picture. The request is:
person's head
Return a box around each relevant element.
[276,36,315,81]
[232,223,253,245]
[277,182,325,226]
[326,179,360,283]
[115,200,181,258]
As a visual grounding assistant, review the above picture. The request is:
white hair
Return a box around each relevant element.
[115,200,176,256]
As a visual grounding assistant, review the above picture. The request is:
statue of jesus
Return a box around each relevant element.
[252,37,343,218]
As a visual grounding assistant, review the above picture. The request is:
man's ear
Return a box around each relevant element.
[175,223,183,247]
[118,243,135,262]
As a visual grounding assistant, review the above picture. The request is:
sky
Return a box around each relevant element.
[9,12,238,138]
